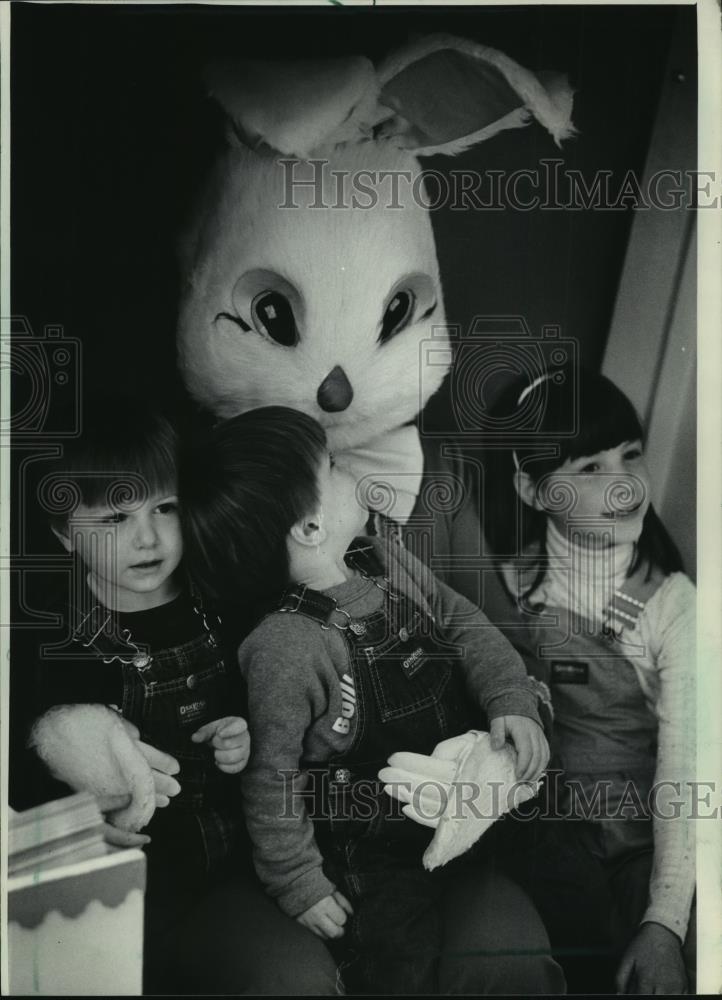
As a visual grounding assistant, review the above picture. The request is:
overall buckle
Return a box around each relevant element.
[279,586,309,615]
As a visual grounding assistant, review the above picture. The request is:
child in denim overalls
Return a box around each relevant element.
[481,367,696,995]
[181,406,564,995]
[15,403,340,995]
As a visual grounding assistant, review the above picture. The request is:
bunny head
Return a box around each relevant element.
[178,36,576,456]
[179,141,442,453]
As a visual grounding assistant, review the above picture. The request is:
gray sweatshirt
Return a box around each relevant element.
[239,537,543,917]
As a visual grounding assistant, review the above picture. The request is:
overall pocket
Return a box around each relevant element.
[552,659,641,721]
[364,609,452,724]
[128,639,232,811]
[140,659,228,757]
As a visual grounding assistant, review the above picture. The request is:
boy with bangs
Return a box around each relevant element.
[11,401,340,995]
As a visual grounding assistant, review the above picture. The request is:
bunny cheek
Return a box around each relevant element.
[177,143,450,448]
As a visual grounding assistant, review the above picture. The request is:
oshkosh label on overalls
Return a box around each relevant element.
[551,661,589,684]
[178,698,209,725]
[402,646,425,677]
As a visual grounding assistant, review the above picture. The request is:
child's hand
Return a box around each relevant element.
[96,793,151,848]
[191,716,250,774]
[98,727,182,846]
[616,921,688,994]
[296,891,354,940]
[99,749,179,847]
[489,715,549,782]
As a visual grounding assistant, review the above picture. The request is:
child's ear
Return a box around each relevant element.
[513,470,541,511]
[289,511,327,548]
[51,523,74,553]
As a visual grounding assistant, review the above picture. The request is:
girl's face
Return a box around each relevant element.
[532,440,651,547]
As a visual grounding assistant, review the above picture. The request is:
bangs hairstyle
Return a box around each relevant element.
[483,365,683,580]
[46,404,178,531]
[179,407,327,606]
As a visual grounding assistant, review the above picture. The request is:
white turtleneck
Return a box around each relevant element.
[534,520,636,627]
[517,520,696,942]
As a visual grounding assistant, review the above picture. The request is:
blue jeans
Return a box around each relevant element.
[325,830,565,995]
[499,805,696,995]
[143,823,338,995]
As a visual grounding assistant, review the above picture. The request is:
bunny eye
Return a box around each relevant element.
[214,311,252,333]
[379,290,415,344]
[251,291,298,347]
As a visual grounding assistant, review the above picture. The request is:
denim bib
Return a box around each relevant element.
[274,542,478,843]
[69,590,242,871]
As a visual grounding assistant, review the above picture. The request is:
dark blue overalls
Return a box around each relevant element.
[63,588,247,991]
[489,556,668,992]
[65,587,243,873]
[274,542,499,994]
[495,557,665,844]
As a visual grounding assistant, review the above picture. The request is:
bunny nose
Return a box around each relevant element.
[317,366,353,413]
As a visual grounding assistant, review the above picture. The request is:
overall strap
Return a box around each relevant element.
[344,538,387,579]
[69,600,152,668]
[186,572,223,637]
[277,584,371,637]
[277,586,339,626]
[501,549,668,626]
[276,539,387,626]
[276,536,436,633]
[605,560,668,637]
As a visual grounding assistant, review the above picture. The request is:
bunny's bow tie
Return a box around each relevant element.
[338,425,424,526]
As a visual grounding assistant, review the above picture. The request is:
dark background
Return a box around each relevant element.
[11,2,693,403]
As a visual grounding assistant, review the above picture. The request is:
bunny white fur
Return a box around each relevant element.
[179,143,444,453]
[177,36,575,466]
[30,704,156,832]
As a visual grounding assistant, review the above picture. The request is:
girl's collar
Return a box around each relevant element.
[545,520,637,577]
[501,522,637,609]
[526,521,637,624]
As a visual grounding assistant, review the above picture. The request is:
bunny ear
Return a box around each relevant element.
[203,38,576,158]
[374,34,577,155]
[204,55,378,157]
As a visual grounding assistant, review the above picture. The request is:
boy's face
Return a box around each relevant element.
[56,487,183,611]
[315,451,368,555]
